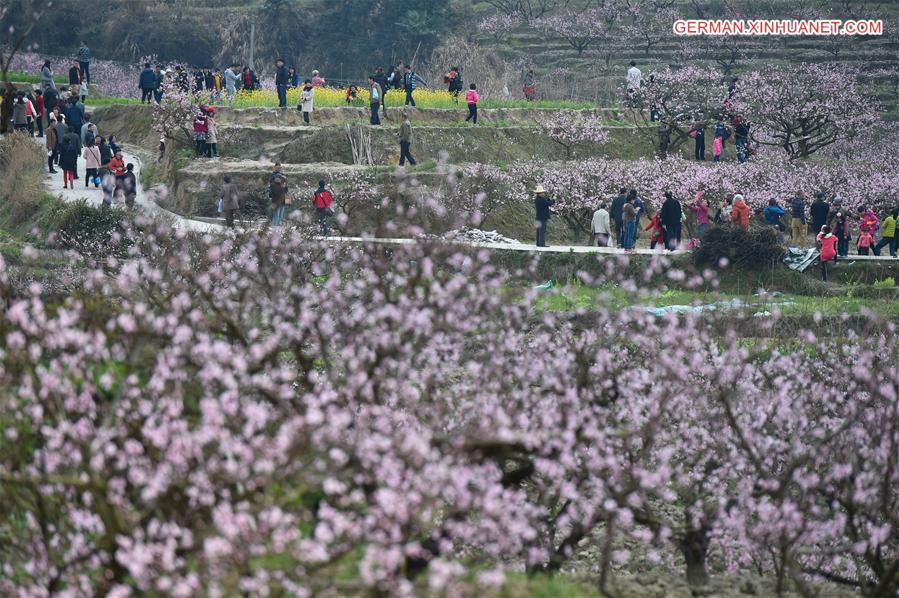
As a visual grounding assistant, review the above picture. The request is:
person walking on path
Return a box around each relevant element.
[464,83,479,124]
[817,225,838,281]
[398,112,417,166]
[221,175,240,227]
[622,196,637,251]
[269,164,288,226]
[369,76,382,126]
[403,65,426,107]
[730,194,750,229]
[58,129,79,189]
[313,180,334,236]
[77,42,91,85]
[121,163,137,208]
[790,192,807,246]
[810,192,830,237]
[872,208,897,257]
[299,80,314,125]
[534,185,555,247]
[139,63,156,104]
[660,191,682,250]
[46,116,58,173]
[591,202,611,247]
[224,64,241,105]
[275,58,289,108]
[690,192,710,240]
[610,188,626,248]
[82,137,102,188]
[41,60,57,92]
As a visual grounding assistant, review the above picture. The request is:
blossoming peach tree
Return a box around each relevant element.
[0,217,896,595]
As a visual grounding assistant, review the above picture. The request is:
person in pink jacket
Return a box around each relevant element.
[464,83,479,124]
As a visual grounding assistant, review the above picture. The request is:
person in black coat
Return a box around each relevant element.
[660,191,683,250]
[58,131,80,188]
[610,187,627,248]
[139,63,156,103]
[534,185,555,247]
[810,192,830,235]
[274,58,289,108]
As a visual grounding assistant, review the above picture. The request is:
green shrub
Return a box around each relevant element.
[53,201,130,257]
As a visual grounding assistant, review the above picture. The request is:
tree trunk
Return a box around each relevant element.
[0,80,15,135]
[680,528,710,587]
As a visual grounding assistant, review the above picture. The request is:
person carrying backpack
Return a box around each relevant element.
[312,180,334,236]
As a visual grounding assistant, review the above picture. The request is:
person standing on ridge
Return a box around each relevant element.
[534,185,554,247]
[403,65,426,107]
[76,41,91,85]
[299,80,314,125]
[464,83,479,124]
[368,75,382,126]
[626,61,641,107]
[139,63,156,104]
[398,111,416,166]
[275,58,289,108]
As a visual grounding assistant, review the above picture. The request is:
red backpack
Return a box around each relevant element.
[314,190,333,209]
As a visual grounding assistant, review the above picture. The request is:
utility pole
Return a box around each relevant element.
[249,20,256,71]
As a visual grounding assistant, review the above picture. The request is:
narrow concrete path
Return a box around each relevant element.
[33,139,899,262]
[39,139,220,233]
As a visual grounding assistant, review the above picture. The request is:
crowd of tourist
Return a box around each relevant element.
[558,187,898,271]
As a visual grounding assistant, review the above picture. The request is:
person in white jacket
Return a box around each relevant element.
[298,80,314,124]
[592,202,612,247]
[626,61,641,107]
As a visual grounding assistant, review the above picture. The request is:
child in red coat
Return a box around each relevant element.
[645,212,665,250]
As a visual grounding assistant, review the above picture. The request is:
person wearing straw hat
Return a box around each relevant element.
[534,184,555,247]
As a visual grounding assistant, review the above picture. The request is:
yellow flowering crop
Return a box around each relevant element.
[229,87,475,110]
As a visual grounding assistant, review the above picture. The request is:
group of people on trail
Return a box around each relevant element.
[536,184,899,262]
